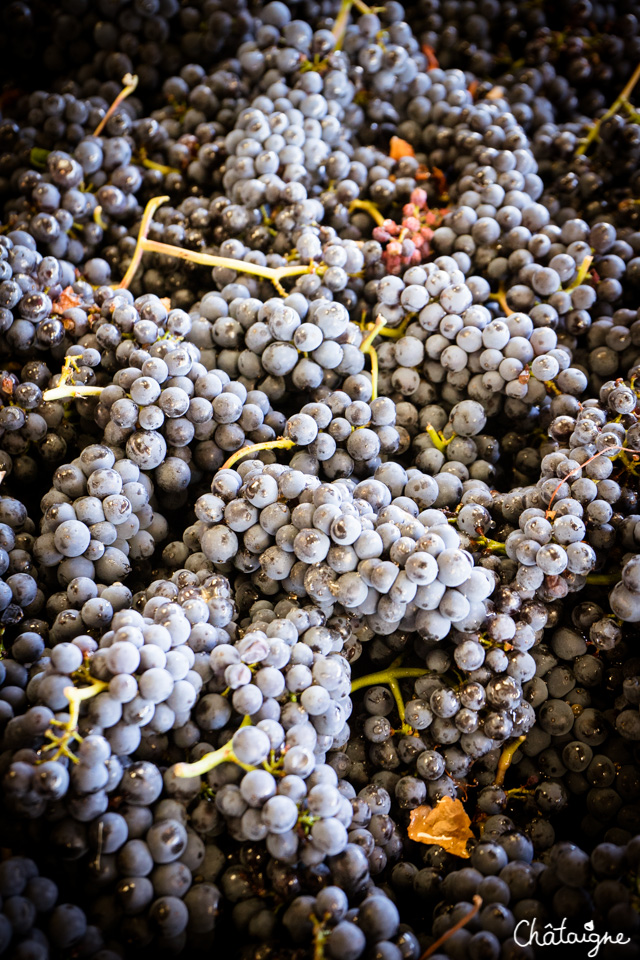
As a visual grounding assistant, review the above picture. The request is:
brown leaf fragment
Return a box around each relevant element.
[408,797,474,858]
[431,166,448,196]
[52,286,81,314]
[389,137,415,161]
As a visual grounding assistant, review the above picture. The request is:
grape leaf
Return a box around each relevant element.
[407,797,474,858]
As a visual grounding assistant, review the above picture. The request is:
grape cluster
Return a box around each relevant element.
[0,853,119,960]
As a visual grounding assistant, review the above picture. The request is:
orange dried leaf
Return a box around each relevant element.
[432,166,448,195]
[52,286,81,313]
[389,137,415,161]
[421,44,439,70]
[468,79,479,100]
[408,797,474,858]
[486,85,506,101]
[160,297,172,311]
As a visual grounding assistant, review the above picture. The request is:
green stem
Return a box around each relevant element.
[351,657,429,732]
[113,195,316,294]
[139,157,181,176]
[576,62,640,156]
[332,0,353,49]
[387,676,408,726]
[488,284,513,316]
[495,736,526,787]
[376,316,413,339]
[350,666,429,693]
[565,254,594,290]
[221,437,296,470]
[360,314,387,352]
[360,314,387,401]
[425,423,456,453]
[94,205,108,230]
[312,918,330,960]
[41,678,108,763]
[586,572,620,585]
[174,737,256,778]
[349,198,386,227]
[174,715,255,778]
[471,536,507,555]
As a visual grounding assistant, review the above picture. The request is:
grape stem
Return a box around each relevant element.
[360,314,387,401]
[495,736,526,787]
[42,355,104,402]
[419,895,483,959]
[331,0,386,50]
[349,198,386,227]
[220,437,296,471]
[173,737,257,778]
[140,237,313,296]
[585,571,621,585]
[135,147,181,176]
[576,62,640,156]
[488,283,513,316]
[470,535,507,555]
[117,194,171,290]
[43,385,104,402]
[93,205,108,230]
[351,656,429,736]
[311,916,330,960]
[93,73,139,137]
[545,444,625,516]
[298,810,321,830]
[115,195,318,295]
[543,380,561,396]
[425,423,456,453]
[565,254,594,290]
[41,678,108,763]
[376,315,413,338]
[350,662,429,693]
[174,715,256,778]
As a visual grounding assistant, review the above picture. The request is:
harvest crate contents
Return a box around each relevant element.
[0,1,638,958]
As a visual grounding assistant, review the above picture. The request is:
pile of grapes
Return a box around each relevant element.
[0,0,639,956]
